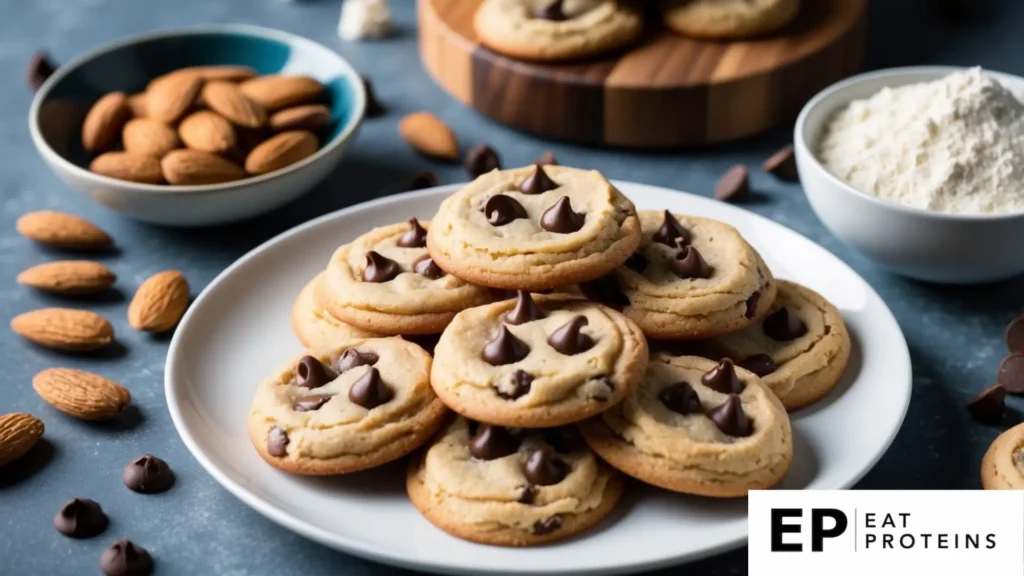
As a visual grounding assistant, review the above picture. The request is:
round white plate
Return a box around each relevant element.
[166,182,912,576]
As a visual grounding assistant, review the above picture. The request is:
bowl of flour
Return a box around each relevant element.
[795,66,1024,284]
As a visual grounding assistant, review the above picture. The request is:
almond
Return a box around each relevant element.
[128,270,190,332]
[146,73,202,123]
[0,413,44,467]
[161,149,246,185]
[177,65,258,83]
[245,130,318,175]
[122,118,180,157]
[128,92,148,118]
[33,368,131,421]
[11,308,114,351]
[239,75,323,111]
[16,211,112,249]
[90,152,165,184]
[178,110,237,153]
[202,81,267,128]
[399,112,459,161]
[269,104,331,132]
[17,261,116,294]
[82,92,130,153]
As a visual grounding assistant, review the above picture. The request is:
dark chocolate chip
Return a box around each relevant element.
[363,251,401,282]
[338,348,379,373]
[518,486,535,504]
[27,51,56,92]
[966,384,1006,425]
[100,540,153,576]
[763,307,808,341]
[483,194,528,226]
[469,425,520,460]
[498,369,534,399]
[543,427,583,454]
[122,455,174,494]
[998,353,1024,394]
[671,245,712,279]
[744,291,762,319]
[707,394,753,437]
[658,381,702,415]
[624,251,648,273]
[505,291,546,325]
[738,354,776,377]
[701,359,744,394]
[652,210,690,247]
[293,394,332,412]
[547,315,594,355]
[533,516,563,535]
[483,326,530,365]
[533,0,567,20]
[408,171,439,191]
[296,355,333,389]
[362,75,387,118]
[464,144,501,178]
[348,367,394,409]
[54,498,108,538]
[397,217,428,248]
[715,165,750,202]
[524,448,569,486]
[268,426,289,457]
[536,151,558,166]
[520,164,558,194]
[540,196,585,233]
[763,145,799,182]
[580,275,630,309]
[1006,316,1024,354]
[413,255,445,279]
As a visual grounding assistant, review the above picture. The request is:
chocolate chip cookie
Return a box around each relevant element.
[579,355,792,497]
[292,273,377,348]
[661,0,800,40]
[981,422,1024,489]
[431,294,648,427]
[318,219,496,335]
[406,417,625,546]
[427,165,641,291]
[248,338,447,475]
[708,280,851,411]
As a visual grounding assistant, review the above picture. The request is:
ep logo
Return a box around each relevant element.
[770,508,848,552]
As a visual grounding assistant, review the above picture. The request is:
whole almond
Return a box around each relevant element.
[122,118,180,157]
[239,75,323,111]
[161,149,246,185]
[17,261,116,294]
[202,81,266,128]
[146,73,202,123]
[399,112,459,161]
[269,105,331,132]
[0,413,44,467]
[33,368,131,421]
[177,65,258,83]
[128,270,190,332]
[178,110,237,153]
[245,130,318,175]
[10,308,114,351]
[16,211,112,249]
[82,92,130,153]
[128,92,148,118]
[90,152,164,184]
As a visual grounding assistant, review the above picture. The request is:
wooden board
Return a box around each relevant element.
[419,0,867,148]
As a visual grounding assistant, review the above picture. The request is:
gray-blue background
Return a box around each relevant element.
[1,0,1021,574]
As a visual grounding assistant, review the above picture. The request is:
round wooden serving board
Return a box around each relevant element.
[419,0,867,148]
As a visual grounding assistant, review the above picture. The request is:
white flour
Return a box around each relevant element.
[817,67,1024,214]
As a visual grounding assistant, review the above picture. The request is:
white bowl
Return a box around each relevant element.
[795,66,1024,284]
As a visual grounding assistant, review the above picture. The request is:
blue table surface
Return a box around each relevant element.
[3,0,1024,574]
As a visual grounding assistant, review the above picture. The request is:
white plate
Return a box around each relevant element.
[166,182,912,576]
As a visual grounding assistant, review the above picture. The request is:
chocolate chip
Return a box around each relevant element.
[27,51,56,92]
[715,164,750,202]
[652,210,690,247]
[524,448,569,486]
[707,394,753,437]
[536,151,558,166]
[268,426,289,457]
[498,369,534,399]
[533,0,567,20]
[1015,448,1024,468]
[122,455,174,494]
[505,291,546,325]
[100,540,153,576]
[483,326,530,365]
[296,355,333,389]
[362,75,387,118]
[1006,316,1024,354]
[413,255,445,279]
[580,275,630,309]
[520,164,558,194]
[744,291,762,319]
[763,307,808,341]
[671,244,712,279]
[966,384,1006,425]
[469,425,520,460]
[533,516,563,535]
[397,217,428,248]
[658,381,702,415]
[338,348,379,373]
[408,171,439,191]
[463,144,501,178]
[543,427,583,454]
[701,359,744,394]
[348,367,394,409]
[363,251,401,282]
[483,194,528,226]
[54,498,108,538]
[518,486,535,504]
[624,251,648,273]
[294,394,332,412]
[763,145,799,182]
[738,354,776,377]
[540,196,585,233]
[547,315,594,355]
[998,354,1024,394]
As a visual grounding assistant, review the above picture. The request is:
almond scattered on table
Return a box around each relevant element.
[399,112,459,161]
[127,270,190,333]
[82,92,130,153]
[17,261,116,294]
[89,152,164,185]
[16,211,112,250]
[0,413,44,467]
[10,308,115,351]
[33,368,131,421]
[245,130,318,175]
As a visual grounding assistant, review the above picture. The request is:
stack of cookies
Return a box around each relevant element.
[248,164,852,546]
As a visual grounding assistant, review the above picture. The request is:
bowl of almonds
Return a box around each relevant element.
[29,25,366,226]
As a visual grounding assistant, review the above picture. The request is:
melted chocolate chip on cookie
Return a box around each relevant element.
[547,316,594,355]
[469,424,520,460]
[519,164,558,194]
[659,381,702,415]
[653,210,690,247]
[293,394,332,412]
[744,291,762,319]
[738,354,776,377]
[498,369,534,400]
[701,359,745,394]
[363,251,401,283]
[296,356,334,389]
[348,368,394,409]
[483,326,530,365]
[413,255,445,279]
[763,307,808,341]
[707,394,753,437]
[543,427,583,454]
[524,447,569,486]
[338,348,379,373]
[268,426,289,457]
[540,196,585,233]
[397,217,428,248]
[533,516,564,535]
[671,244,711,279]
[483,194,528,226]
[533,0,567,21]
[505,291,546,325]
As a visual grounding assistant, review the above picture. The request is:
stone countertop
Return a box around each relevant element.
[2,1,1022,574]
